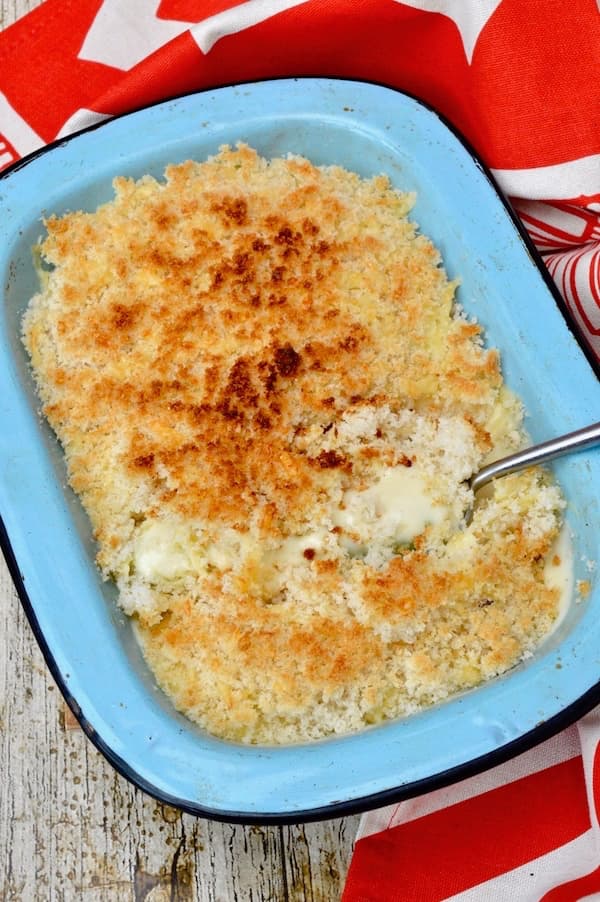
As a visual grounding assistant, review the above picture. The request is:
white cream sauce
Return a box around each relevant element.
[333,464,444,545]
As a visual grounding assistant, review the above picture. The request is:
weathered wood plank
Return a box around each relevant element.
[0,0,37,28]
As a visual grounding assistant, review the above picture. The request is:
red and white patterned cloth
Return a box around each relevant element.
[1,2,599,898]
[343,713,600,901]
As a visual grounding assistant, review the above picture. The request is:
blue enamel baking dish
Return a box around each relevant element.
[1,78,599,823]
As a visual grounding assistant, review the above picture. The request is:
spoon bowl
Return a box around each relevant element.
[465,421,600,523]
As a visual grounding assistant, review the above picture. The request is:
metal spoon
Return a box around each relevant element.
[466,421,600,521]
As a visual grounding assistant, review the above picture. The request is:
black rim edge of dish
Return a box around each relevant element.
[1,75,599,825]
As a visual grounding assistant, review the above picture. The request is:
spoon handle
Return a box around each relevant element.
[470,421,600,494]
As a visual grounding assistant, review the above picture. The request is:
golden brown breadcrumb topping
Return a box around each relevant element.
[22,145,566,744]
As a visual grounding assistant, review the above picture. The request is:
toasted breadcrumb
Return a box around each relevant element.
[23,144,566,744]
[577,580,591,599]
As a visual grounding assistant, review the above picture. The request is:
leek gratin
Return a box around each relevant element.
[23,145,567,744]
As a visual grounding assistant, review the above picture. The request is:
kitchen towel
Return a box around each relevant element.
[2,3,599,899]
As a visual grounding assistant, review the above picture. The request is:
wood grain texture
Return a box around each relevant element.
[0,0,37,28]
[0,2,360,899]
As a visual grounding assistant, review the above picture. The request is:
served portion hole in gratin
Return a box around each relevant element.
[22,144,570,744]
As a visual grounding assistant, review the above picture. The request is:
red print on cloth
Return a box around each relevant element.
[343,715,600,900]
[344,754,592,900]
[0,0,117,144]
[157,0,244,20]
[2,0,599,176]
[0,131,18,169]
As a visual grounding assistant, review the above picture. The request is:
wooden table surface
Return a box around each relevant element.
[0,2,360,898]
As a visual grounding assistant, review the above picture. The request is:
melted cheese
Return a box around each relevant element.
[334,465,445,546]
[133,463,450,584]
[134,521,200,581]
